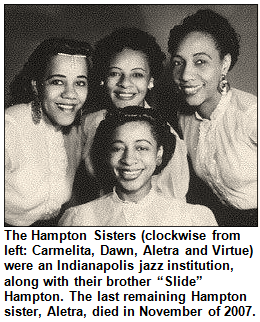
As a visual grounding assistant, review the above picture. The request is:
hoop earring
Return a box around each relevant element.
[217,75,230,95]
[31,95,42,125]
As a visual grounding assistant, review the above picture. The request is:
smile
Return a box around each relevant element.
[181,85,203,95]
[119,169,143,180]
[56,104,76,112]
[115,93,137,100]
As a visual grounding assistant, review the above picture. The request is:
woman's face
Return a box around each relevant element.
[108,121,163,202]
[39,54,88,127]
[106,48,154,109]
[171,31,229,112]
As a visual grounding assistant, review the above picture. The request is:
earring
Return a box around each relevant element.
[217,74,230,95]
[31,95,42,125]
[100,80,104,86]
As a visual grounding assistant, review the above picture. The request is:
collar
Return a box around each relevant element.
[112,185,157,207]
[195,89,232,121]
[144,100,151,109]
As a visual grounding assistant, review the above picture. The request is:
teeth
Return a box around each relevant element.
[183,85,203,95]
[58,104,74,110]
[120,169,142,179]
[116,93,135,99]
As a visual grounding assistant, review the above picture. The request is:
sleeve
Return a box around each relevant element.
[154,126,189,200]
[5,116,21,172]
[191,205,218,226]
[58,204,100,226]
[178,113,186,138]
[5,116,48,217]
[58,208,78,226]
[81,112,105,176]
[247,108,257,144]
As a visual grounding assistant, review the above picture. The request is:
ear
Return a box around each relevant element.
[31,80,38,95]
[148,77,154,90]
[221,53,231,75]
[156,146,164,166]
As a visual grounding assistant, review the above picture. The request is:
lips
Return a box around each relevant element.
[56,103,76,113]
[181,84,203,95]
[115,92,137,100]
[119,169,143,180]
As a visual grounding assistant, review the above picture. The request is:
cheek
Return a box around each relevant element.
[78,88,88,102]
[139,80,150,92]
[108,154,120,168]
[172,70,181,82]
[106,79,116,91]
[143,153,158,168]
[42,87,59,102]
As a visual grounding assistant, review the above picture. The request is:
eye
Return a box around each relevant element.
[50,79,64,85]
[195,59,206,66]
[76,80,87,86]
[132,72,144,78]
[110,145,124,153]
[172,59,183,67]
[136,145,149,152]
[108,71,121,77]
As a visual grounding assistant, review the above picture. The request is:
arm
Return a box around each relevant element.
[58,208,77,226]
[153,125,189,200]
[81,111,106,176]
[5,117,48,215]
[192,205,218,226]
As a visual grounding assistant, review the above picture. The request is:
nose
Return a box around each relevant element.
[117,74,132,88]
[61,83,77,99]
[180,62,195,82]
[120,148,137,165]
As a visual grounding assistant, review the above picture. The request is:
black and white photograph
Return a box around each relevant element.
[4,4,257,227]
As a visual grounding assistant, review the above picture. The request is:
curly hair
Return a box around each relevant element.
[168,9,240,71]
[91,106,176,193]
[92,27,166,84]
[9,37,92,105]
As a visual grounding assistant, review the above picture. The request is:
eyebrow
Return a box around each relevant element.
[173,52,212,60]
[111,139,153,145]
[108,67,147,72]
[45,74,88,80]
[194,52,212,59]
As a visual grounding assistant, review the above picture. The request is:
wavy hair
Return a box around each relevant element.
[9,37,92,106]
[92,27,166,84]
[168,9,240,71]
[91,106,176,193]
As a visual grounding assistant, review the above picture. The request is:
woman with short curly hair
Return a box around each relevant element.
[168,9,257,226]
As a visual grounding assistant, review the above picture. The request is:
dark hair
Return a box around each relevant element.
[9,37,92,105]
[93,27,166,84]
[91,106,176,193]
[168,9,240,71]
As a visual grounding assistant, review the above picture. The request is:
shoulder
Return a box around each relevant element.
[229,89,257,138]
[188,204,217,226]
[178,111,196,129]
[82,109,107,138]
[83,109,107,127]
[5,103,32,124]
[5,103,35,138]
[166,197,217,226]
[230,88,257,114]
[59,193,114,226]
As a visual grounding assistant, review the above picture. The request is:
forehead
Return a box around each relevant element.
[109,48,150,69]
[176,31,219,56]
[45,54,88,76]
[112,121,156,143]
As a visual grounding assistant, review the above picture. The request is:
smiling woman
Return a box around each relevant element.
[168,9,257,226]
[82,27,190,202]
[5,38,92,226]
[59,106,217,226]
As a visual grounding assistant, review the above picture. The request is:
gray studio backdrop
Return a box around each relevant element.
[5,4,257,106]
